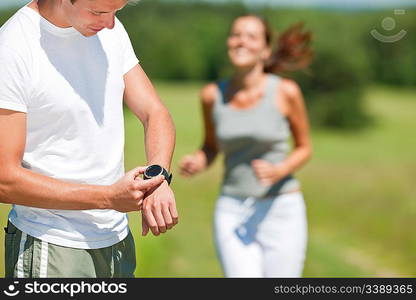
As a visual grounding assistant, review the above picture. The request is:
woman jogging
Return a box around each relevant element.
[179,15,313,277]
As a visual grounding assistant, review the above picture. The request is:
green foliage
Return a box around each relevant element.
[118,0,246,80]
[366,11,416,86]
[267,9,374,128]
[0,8,15,24]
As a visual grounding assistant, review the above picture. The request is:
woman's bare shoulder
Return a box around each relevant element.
[279,78,302,101]
[200,82,219,105]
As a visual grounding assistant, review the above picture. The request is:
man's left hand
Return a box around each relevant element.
[141,181,178,236]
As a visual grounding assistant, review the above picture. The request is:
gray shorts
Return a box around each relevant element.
[4,221,136,278]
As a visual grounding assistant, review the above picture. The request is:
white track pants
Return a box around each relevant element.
[213,191,308,277]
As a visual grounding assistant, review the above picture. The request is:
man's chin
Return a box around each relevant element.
[79,31,97,37]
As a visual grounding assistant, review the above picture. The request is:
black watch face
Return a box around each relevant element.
[145,165,163,177]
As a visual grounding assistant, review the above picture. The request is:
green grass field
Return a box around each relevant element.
[1,84,415,277]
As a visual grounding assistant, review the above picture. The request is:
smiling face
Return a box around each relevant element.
[227,16,272,69]
[61,0,128,37]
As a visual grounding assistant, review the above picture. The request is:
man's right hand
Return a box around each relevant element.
[107,166,164,213]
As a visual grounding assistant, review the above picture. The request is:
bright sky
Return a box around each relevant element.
[1,0,415,10]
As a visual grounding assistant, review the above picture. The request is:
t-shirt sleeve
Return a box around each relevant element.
[0,45,31,113]
[115,18,139,75]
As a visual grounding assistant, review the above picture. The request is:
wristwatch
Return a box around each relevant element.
[143,164,172,185]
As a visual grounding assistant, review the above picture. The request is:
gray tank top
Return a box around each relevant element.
[212,74,300,198]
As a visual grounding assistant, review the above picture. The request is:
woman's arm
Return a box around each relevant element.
[179,83,219,177]
[252,79,312,186]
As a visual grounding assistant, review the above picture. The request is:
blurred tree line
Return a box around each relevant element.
[0,1,414,129]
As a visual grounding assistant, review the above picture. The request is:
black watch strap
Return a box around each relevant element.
[161,167,173,185]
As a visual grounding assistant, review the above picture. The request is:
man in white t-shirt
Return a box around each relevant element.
[0,0,178,278]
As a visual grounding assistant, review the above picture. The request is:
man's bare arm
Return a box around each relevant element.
[0,109,164,212]
[123,64,175,170]
[123,65,178,236]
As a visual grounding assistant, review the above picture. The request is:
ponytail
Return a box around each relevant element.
[264,22,314,74]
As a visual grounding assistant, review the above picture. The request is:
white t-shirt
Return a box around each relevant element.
[0,6,139,249]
